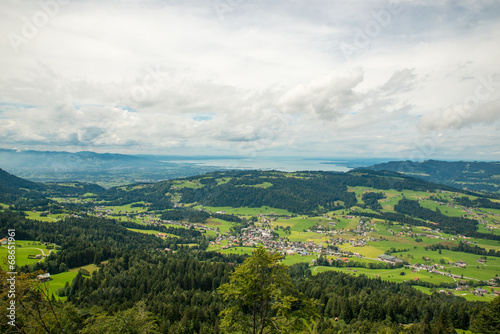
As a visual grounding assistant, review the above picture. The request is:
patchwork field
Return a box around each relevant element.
[0,240,56,269]
[198,206,293,216]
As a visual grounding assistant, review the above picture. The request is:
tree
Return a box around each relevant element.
[80,301,160,334]
[470,295,500,333]
[0,267,67,334]
[218,247,319,334]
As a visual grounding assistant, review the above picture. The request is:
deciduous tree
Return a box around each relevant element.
[218,246,319,334]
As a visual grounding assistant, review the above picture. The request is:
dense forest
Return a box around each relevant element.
[1,211,498,333]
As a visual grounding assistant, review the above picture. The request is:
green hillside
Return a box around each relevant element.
[364,160,500,194]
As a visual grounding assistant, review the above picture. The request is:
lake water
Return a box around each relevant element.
[166,157,354,172]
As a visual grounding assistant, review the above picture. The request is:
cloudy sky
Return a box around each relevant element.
[1,0,499,160]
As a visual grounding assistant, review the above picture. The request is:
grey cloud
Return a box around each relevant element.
[418,97,500,132]
[278,69,364,120]
[381,68,416,93]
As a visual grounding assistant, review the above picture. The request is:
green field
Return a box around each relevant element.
[238,182,273,189]
[69,263,100,274]
[99,203,148,214]
[419,200,467,217]
[311,266,456,285]
[0,240,55,269]
[163,223,189,229]
[199,206,293,216]
[206,239,229,252]
[218,246,256,256]
[282,253,318,266]
[273,216,324,232]
[24,211,63,222]
[412,285,497,302]
[42,271,79,300]
[127,228,181,238]
[41,264,102,300]
[172,180,204,189]
[127,228,161,235]
[205,218,234,233]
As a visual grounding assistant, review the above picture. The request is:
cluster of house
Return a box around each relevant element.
[410,263,463,279]
[438,281,500,297]
[485,225,499,232]
[163,220,217,234]
[353,219,374,236]
[348,238,371,247]
[387,226,449,241]
[209,225,341,256]
[310,224,338,235]
[94,206,115,217]
[37,273,51,282]
[377,254,403,264]
[471,288,495,296]
[453,260,467,268]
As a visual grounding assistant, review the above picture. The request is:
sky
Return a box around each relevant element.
[1,0,499,160]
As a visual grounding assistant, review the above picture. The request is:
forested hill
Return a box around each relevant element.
[0,167,478,215]
[97,169,469,216]
[0,167,105,203]
[0,168,43,192]
[362,160,500,193]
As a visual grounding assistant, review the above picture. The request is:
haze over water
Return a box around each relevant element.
[164,157,371,172]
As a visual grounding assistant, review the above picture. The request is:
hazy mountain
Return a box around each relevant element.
[0,167,43,193]
[362,160,500,193]
[0,148,222,187]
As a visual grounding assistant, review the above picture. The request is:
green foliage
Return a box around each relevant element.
[470,296,500,333]
[299,270,477,331]
[218,247,319,333]
[80,301,160,334]
[361,192,385,211]
[364,160,500,194]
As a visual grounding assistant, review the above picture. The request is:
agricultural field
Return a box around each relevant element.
[0,240,56,269]
[195,191,500,286]
[311,265,456,285]
[171,180,204,189]
[205,218,235,234]
[199,205,293,216]
[43,263,101,301]
[127,228,180,239]
[69,263,100,274]
[98,203,148,214]
[418,200,467,217]
[412,286,497,302]
[127,228,161,235]
[42,271,79,300]
[24,211,63,222]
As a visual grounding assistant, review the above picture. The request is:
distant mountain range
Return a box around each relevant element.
[0,148,222,187]
[361,160,500,194]
[1,148,499,194]
[0,148,167,171]
[0,167,106,204]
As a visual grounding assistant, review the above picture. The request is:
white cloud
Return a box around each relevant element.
[0,0,499,159]
[419,97,500,132]
[278,69,364,120]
